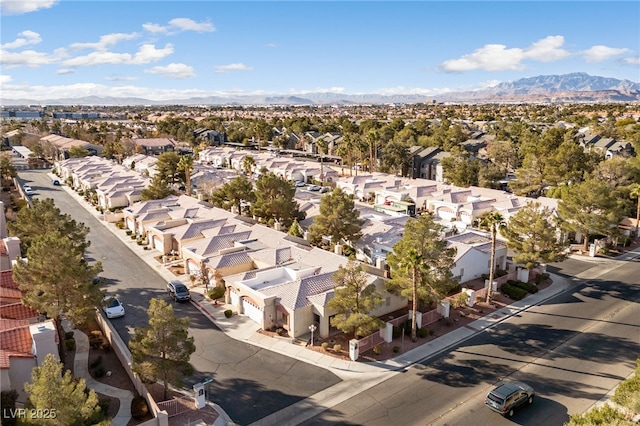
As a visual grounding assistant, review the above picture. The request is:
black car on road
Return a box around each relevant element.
[167,280,191,302]
[485,381,535,417]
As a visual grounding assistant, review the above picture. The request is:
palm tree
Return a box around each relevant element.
[242,155,256,179]
[178,155,194,196]
[476,211,505,304]
[316,138,328,186]
[630,184,640,239]
[399,248,422,342]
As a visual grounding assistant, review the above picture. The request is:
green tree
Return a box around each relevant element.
[67,146,90,158]
[177,155,194,196]
[8,198,91,256]
[380,140,410,176]
[242,155,256,178]
[24,354,107,426]
[308,187,364,248]
[386,215,457,341]
[475,211,505,304]
[558,179,624,252]
[501,202,567,270]
[210,175,255,215]
[13,231,103,355]
[154,152,183,186]
[129,299,195,400]
[326,261,384,338]
[630,183,640,238]
[251,172,304,228]
[441,147,480,187]
[140,175,176,201]
[288,218,303,237]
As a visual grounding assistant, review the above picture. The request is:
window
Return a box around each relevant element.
[386,297,391,307]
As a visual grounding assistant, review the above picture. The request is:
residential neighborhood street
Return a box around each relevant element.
[17,168,342,425]
[300,258,640,426]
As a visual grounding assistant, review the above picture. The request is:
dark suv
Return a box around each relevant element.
[485,381,534,417]
[167,280,191,302]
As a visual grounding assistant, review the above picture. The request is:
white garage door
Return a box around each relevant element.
[154,236,163,251]
[242,299,263,324]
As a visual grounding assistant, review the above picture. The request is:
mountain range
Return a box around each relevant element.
[2,73,639,106]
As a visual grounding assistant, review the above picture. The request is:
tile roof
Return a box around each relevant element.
[0,322,34,369]
[0,303,39,321]
[261,271,336,310]
[207,251,253,269]
[0,270,18,289]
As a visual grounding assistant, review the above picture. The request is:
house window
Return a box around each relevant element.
[386,297,391,307]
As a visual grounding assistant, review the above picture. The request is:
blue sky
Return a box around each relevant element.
[1,1,639,101]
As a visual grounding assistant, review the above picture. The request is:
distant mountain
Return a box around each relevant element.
[2,73,639,106]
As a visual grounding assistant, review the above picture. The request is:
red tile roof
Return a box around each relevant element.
[0,270,18,289]
[0,322,34,369]
[0,303,39,321]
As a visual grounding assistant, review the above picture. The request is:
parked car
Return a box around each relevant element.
[103,296,125,318]
[485,381,534,417]
[23,185,34,196]
[51,179,61,186]
[294,181,306,187]
[307,185,321,191]
[167,280,191,302]
[319,186,330,194]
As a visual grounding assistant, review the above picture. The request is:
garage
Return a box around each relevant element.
[229,289,239,306]
[153,236,163,251]
[242,298,264,324]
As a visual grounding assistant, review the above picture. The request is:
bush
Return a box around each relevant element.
[131,395,149,420]
[418,327,429,338]
[450,292,469,309]
[372,345,382,355]
[276,328,285,336]
[90,355,103,369]
[65,338,76,351]
[333,344,342,352]
[93,366,105,378]
[224,309,233,318]
[512,280,539,294]
[208,286,226,300]
[65,331,75,340]
[392,346,400,353]
[125,230,132,235]
[535,273,550,284]
[1,390,18,426]
[500,283,528,300]
[321,342,329,351]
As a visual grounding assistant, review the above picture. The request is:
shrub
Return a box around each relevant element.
[450,293,468,309]
[208,286,226,300]
[500,283,528,300]
[418,327,429,338]
[125,230,132,235]
[276,328,285,336]
[333,344,342,352]
[65,338,76,351]
[372,345,382,355]
[512,280,539,294]
[444,318,454,327]
[90,355,103,369]
[392,346,400,353]
[65,331,75,340]
[496,269,508,277]
[224,309,233,318]
[1,390,18,426]
[93,366,105,378]
[116,221,125,229]
[131,395,149,420]
[535,272,550,284]
[321,342,329,351]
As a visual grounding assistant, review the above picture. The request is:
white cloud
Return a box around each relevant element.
[523,36,571,62]
[62,43,173,66]
[215,63,253,73]
[623,55,640,65]
[0,49,55,68]
[0,75,11,84]
[104,75,139,82]
[55,68,74,75]
[265,43,277,48]
[145,63,195,79]
[69,32,139,51]
[143,22,168,34]
[581,45,631,63]
[0,0,57,16]
[168,18,215,33]
[2,30,42,49]
[441,44,525,72]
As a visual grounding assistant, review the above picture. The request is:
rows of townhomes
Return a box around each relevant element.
[52,148,564,340]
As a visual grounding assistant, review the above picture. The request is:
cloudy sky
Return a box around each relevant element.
[1,0,638,101]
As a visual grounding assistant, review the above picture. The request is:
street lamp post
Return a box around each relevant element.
[309,324,317,347]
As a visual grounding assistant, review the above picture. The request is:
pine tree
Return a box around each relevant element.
[24,354,106,425]
[309,187,364,248]
[327,261,384,338]
[501,202,568,270]
[129,299,195,400]
[386,215,457,341]
[251,172,304,228]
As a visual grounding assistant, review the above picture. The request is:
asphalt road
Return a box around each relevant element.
[301,258,639,425]
[17,168,342,425]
